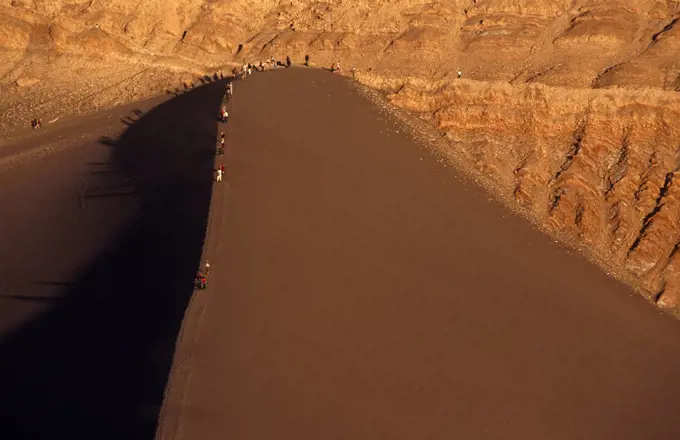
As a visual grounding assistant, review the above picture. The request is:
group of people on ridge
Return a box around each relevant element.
[195,81,234,290]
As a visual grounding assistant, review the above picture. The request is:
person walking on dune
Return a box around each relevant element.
[220,164,226,175]
[216,168,223,182]
[196,275,207,290]
[218,132,225,154]
[304,54,310,66]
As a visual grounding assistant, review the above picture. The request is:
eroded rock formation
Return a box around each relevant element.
[1,0,680,314]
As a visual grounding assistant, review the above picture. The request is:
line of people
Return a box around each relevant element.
[196,86,233,291]
[232,55,302,80]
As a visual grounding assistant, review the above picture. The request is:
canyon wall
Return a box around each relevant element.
[3,1,680,88]
[1,0,680,314]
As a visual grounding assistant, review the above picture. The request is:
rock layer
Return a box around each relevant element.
[2,0,680,314]
[3,1,680,88]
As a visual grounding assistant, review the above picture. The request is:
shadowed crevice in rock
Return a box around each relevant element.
[628,171,674,256]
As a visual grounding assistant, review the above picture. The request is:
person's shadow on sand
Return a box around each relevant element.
[0,80,228,439]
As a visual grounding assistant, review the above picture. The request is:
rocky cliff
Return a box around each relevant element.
[2,0,680,314]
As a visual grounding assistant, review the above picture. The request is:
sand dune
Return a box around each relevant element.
[157,68,680,440]
[1,68,679,439]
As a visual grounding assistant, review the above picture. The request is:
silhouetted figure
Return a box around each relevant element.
[181,30,188,42]
[304,54,310,66]
[237,43,244,54]
[195,276,207,290]
[286,56,291,67]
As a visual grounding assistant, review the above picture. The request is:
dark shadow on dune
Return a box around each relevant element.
[0,80,228,439]
[86,190,139,199]
[0,294,66,302]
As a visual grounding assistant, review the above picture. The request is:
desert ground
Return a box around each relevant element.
[2,66,679,439]
[2,1,680,438]
[2,0,680,313]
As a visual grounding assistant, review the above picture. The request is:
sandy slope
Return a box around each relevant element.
[156,68,680,440]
